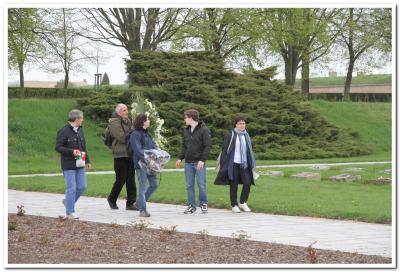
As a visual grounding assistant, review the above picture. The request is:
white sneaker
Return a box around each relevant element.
[232,205,240,213]
[239,203,251,212]
[67,212,79,220]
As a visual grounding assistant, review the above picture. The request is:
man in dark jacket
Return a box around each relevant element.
[106,104,137,211]
[55,109,91,219]
[175,109,212,214]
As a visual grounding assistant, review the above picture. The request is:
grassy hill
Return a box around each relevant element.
[293,74,391,87]
[8,99,391,174]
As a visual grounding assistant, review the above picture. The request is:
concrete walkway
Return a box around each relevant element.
[7,189,392,258]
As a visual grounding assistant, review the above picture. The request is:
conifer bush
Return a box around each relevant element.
[78,51,371,159]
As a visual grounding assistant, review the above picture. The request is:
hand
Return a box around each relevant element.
[149,160,156,168]
[73,149,81,157]
[197,161,204,171]
[175,160,181,169]
[85,163,91,170]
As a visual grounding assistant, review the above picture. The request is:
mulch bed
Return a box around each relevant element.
[8,213,391,265]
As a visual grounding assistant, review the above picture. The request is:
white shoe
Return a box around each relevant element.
[67,212,79,220]
[239,203,251,212]
[232,205,240,213]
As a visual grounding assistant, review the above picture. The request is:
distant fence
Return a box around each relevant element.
[301,84,392,102]
[9,87,94,98]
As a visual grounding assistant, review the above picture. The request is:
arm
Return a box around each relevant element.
[131,131,145,163]
[55,129,74,156]
[200,128,212,162]
[109,119,126,143]
[219,132,232,163]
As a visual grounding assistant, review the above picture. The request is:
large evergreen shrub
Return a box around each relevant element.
[78,51,371,159]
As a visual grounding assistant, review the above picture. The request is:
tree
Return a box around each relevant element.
[8,8,42,88]
[35,8,96,88]
[78,8,191,55]
[335,8,392,101]
[101,72,110,85]
[260,8,339,91]
[173,8,259,65]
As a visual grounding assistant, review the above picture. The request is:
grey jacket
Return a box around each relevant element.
[108,113,132,158]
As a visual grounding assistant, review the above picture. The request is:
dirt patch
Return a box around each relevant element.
[8,214,391,265]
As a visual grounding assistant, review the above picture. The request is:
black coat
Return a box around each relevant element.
[179,122,212,163]
[55,123,90,171]
[214,131,255,186]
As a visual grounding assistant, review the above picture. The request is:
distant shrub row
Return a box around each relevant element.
[9,87,94,98]
[306,93,391,102]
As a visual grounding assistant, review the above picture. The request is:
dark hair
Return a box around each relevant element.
[184,109,199,122]
[234,115,246,125]
[134,113,148,129]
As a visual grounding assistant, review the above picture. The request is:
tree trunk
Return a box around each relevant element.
[301,54,310,95]
[64,72,69,89]
[18,62,24,89]
[283,46,300,89]
[343,56,354,101]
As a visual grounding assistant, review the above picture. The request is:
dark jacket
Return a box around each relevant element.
[55,123,90,171]
[108,112,132,158]
[130,128,157,169]
[214,131,255,185]
[179,122,212,163]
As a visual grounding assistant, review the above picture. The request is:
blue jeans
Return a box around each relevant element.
[63,168,87,215]
[184,162,207,207]
[137,168,158,211]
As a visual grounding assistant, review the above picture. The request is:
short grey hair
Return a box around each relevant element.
[115,103,127,113]
[68,109,83,121]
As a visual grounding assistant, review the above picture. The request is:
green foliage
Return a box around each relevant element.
[79,51,372,160]
[8,87,94,98]
[101,72,110,85]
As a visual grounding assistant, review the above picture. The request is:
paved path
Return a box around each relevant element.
[8,161,391,178]
[7,189,392,258]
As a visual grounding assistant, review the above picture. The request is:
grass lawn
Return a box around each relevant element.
[293,74,391,87]
[8,163,392,224]
[8,99,392,174]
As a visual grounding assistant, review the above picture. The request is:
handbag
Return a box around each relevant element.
[215,131,234,172]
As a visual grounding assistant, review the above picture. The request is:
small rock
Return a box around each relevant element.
[291,172,321,181]
[259,170,284,176]
[309,165,330,170]
[343,168,364,172]
[375,176,391,185]
[330,174,361,182]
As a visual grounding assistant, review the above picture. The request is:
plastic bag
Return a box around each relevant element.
[139,149,171,175]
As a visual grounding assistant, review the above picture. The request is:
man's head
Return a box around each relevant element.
[184,109,199,126]
[115,104,129,119]
[68,109,84,127]
[234,115,246,131]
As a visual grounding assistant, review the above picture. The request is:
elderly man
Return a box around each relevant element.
[55,109,91,219]
[106,104,137,210]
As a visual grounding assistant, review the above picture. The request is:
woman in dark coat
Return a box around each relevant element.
[214,115,257,213]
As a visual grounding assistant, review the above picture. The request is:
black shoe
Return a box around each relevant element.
[126,202,139,211]
[107,198,118,209]
[200,203,208,214]
[184,205,196,214]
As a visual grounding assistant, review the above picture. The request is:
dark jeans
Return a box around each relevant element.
[230,163,251,207]
[108,157,136,206]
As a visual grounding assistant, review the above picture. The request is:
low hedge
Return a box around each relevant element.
[8,87,94,98]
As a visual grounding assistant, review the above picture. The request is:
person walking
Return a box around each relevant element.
[106,104,137,211]
[214,115,256,213]
[130,114,158,217]
[176,109,212,214]
[55,109,91,219]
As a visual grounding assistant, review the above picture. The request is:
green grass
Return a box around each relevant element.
[309,100,391,160]
[8,163,391,224]
[292,74,391,87]
[8,99,392,174]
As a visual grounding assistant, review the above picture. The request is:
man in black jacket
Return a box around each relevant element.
[176,109,211,214]
[55,109,91,219]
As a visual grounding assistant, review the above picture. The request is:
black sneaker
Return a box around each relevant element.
[200,203,208,214]
[126,202,139,211]
[184,205,196,214]
[107,198,118,210]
